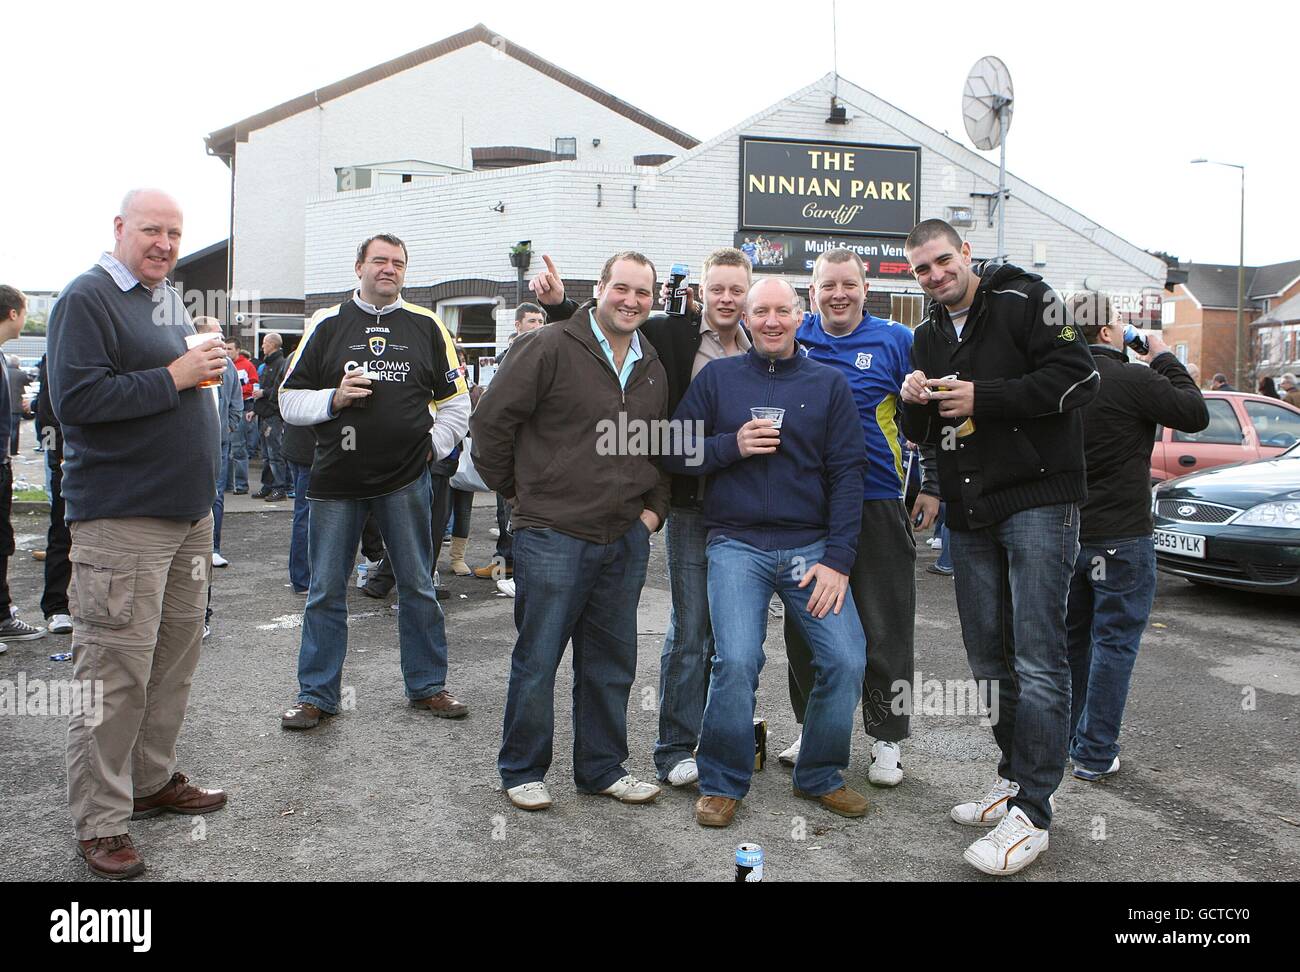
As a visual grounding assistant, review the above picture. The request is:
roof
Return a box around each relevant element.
[1249,259,1300,299]
[1182,262,1251,309]
[205,24,698,160]
[1256,290,1300,326]
[661,74,1166,282]
[1177,258,1300,308]
[175,239,228,270]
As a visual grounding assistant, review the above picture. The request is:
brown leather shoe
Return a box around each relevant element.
[281,701,331,730]
[695,795,740,827]
[132,772,227,820]
[77,834,145,879]
[411,690,468,718]
[793,784,869,818]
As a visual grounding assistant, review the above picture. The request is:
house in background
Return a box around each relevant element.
[1161,259,1300,385]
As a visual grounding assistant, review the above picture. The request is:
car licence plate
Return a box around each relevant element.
[1154,530,1205,559]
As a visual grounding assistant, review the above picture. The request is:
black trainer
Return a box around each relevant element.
[0,616,47,641]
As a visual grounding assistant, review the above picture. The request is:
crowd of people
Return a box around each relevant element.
[6,185,1222,881]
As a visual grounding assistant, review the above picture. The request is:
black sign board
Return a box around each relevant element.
[740,137,921,238]
[734,232,914,279]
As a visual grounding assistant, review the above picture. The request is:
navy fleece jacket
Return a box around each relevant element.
[662,349,866,574]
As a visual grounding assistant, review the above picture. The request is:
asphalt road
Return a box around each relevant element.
[2,495,1297,882]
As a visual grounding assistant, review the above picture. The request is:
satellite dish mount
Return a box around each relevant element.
[963,56,1014,262]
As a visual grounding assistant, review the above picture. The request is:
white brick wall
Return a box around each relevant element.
[233,41,691,300]
[303,75,1167,348]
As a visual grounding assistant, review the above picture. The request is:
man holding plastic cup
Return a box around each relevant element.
[663,277,868,828]
[48,188,228,880]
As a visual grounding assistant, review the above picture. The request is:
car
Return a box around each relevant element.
[1150,390,1300,482]
[1153,441,1300,596]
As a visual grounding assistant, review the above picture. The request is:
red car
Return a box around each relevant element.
[1151,391,1300,482]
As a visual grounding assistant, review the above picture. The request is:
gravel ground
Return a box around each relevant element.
[2,494,1297,882]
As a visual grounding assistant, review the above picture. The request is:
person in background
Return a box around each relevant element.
[33,352,73,633]
[471,301,547,581]
[200,320,242,570]
[1280,373,1300,408]
[252,332,290,501]
[1210,372,1235,392]
[6,354,31,456]
[231,344,258,493]
[0,288,48,642]
[446,347,483,576]
[1257,376,1281,400]
[1186,363,1201,388]
[1066,295,1207,782]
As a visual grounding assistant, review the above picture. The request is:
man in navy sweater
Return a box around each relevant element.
[664,277,868,828]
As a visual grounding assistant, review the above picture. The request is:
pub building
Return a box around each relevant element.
[206,24,1168,366]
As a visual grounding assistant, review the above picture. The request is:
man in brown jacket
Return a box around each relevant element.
[472,251,670,812]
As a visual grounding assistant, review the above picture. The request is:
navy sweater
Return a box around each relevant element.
[47,265,219,522]
[663,349,866,574]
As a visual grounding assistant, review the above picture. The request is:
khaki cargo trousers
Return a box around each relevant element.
[65,515,212,840]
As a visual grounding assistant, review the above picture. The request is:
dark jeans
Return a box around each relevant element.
[41,449,71,618]
[494,493,513,566]
[1066,535,1156,772]
[498,522,650,792]
[288,461,312,593]
[786,498,916,742]
[450,487,473,539]
[366,470,452,596]
[0,463,12,613]
[360,514,386,563]
[9,416,20,456]
[654,507,713,778]
[260,415,290,490]
[949,503,1079,830]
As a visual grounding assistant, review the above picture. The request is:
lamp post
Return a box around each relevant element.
[1191,159,1246,389]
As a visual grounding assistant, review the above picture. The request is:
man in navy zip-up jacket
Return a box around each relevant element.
[663,277,869,828]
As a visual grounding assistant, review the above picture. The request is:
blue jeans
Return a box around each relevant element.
[700,537,866,800]
[297,468,450,713]
[936,521,953,571]
[498,522,650,792]
[213,439,230,553]
[948,503,1079,830]
[654,507,714,778]
[288,461,312,593]
[1066,535,1156,772]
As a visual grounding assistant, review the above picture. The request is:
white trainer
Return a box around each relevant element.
[963,805,1049,875]
[1072,756,1120,781]
[507,781,553,811]
[928,537,943,549]
[950,776,1019,827]
[489,527,501,538]
[666,758,699,787]
[599,775,660,804]
[212,552,230,568]
[47,614,74,634]
[868,740,904,787]
[496,579,516,598]
[778,734,802,767]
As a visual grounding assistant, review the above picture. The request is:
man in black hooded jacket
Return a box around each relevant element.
[900,219,1099,877]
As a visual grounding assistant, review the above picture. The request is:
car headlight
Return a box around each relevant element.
[1235,501,1300,528]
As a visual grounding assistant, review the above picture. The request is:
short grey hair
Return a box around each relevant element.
[1282,373,1298,386]
[193,316,222,334]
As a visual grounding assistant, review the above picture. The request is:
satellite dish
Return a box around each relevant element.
[962,56,1014,150]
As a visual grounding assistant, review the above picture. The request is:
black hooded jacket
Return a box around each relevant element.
[900,263,1100,531]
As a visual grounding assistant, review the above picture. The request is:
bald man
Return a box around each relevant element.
[48,189,229,880]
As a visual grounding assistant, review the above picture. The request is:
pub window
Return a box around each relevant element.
[554,137,577,160]
[890,294,926,329]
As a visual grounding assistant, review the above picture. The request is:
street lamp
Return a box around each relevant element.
[1191,159,1246,389]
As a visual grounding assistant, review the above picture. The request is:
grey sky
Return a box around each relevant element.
[4,0,1291,291]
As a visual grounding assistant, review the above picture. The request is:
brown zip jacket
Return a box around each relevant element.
[470,306,670,545]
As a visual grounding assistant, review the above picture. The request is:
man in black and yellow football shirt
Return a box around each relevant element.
[277,234,471,730]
